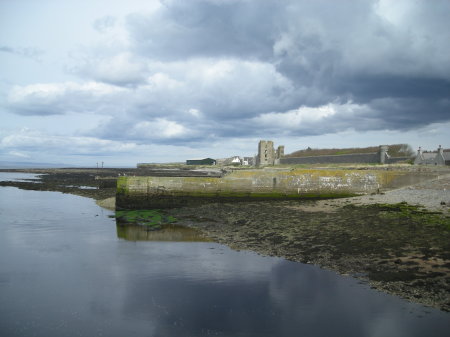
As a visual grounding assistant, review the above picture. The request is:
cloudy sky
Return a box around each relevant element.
[1,0,449,166]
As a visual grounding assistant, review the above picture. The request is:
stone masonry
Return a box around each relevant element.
[258,141,411,166]
[256,140,286,167]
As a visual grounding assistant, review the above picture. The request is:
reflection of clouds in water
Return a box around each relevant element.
[126,242,282,284]
[267,261,447,337]
[102,242,286,335]
[2,185,449,337]
[268,261,360,336]
[117,244,285,335]
[119,246,446,337]
[121,264,280,336]
[367,316,409,337]
[0,172,42,182]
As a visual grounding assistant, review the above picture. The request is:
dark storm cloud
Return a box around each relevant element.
[331,76,450,103]
[368,97,450,129]
[124,0,450,122]
[127,0,282,60]
[6,0,450,146]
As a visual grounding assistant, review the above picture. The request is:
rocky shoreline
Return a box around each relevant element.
[1,167,449,311]
[0,168,120,200]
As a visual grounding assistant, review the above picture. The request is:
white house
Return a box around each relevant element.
[414,145,450,165]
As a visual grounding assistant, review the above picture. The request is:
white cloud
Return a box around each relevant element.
[187,108,201,118]
[9,82,124,101]
[132,118,189,139]
[182,59,298,118]
[8,56,299,120]
[0,127,136,154]
[8,151,30,158]
[77,53,147,86]
[251,102,365,132]
[92,15,117,33]
[7,81,128,115]
[0,127,209,165]
[147,72,182,89]
[254,104,336,128]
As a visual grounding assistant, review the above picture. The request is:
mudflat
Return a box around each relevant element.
[170,198,450,311]
[0,168,130,200]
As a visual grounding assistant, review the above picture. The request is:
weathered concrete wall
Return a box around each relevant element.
[116,168,432,209]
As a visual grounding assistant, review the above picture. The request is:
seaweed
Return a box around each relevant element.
[115,209,176,230]
[349,202,450,231]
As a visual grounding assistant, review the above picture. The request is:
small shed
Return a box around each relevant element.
[186,158,217,165]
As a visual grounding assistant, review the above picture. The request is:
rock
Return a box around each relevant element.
[96,197,116,210]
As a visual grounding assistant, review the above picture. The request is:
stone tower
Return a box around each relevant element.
[379,145,389,164]
[257,140,275,166]
[274,146,285,165]
[276,146,284,159]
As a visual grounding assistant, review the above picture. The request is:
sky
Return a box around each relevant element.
[1,0,449,167]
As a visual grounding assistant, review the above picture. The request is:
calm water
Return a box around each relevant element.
[0,173,449,337]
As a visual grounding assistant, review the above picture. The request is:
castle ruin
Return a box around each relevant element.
[256,140,284,166]
[257,140,414,166]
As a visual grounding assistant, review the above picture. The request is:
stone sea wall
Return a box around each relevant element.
[116,168,430,209]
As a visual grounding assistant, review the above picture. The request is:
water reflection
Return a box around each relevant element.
[120,253,449,337]
[0,172,42,182]
[116,223,211,242]
[0,177,449,337]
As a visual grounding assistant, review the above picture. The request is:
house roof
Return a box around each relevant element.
[422,153,436,159]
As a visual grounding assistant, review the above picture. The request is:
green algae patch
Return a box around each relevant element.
[179,191,357,199]
[116,223,211,242]
[345,202,450,231]
[116,176,130,195]
[115,209,176,230]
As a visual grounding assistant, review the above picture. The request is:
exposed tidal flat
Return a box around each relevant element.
[1,167,450,314]
[169,200,450,312]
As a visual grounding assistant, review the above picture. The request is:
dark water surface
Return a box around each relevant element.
[0,173,449,337]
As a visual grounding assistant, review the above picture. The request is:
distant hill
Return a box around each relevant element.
[285,144,414,158]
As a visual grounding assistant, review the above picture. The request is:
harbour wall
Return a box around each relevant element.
[116,168,436,209]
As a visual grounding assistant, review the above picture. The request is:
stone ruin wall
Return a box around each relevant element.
[256,140,285,166]
[257,141,410,166]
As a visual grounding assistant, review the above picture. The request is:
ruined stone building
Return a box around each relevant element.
[258,141,412,166]
[256,140,285,166]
